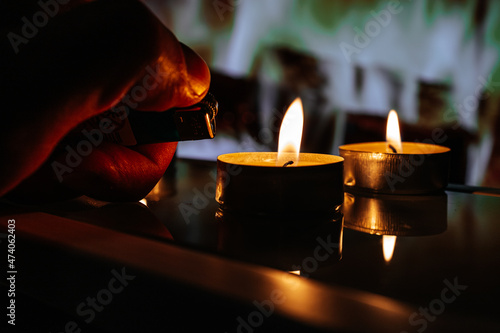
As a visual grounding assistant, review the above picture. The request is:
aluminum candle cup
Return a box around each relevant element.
[339,142,450,194]
[343,191,447,236]
[215,152,344,216]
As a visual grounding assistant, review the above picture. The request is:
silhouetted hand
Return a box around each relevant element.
[0,0,210,202]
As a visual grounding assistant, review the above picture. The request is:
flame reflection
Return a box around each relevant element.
[382,235,397,263]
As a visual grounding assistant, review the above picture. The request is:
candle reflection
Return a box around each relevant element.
[343,191,447,237]
[344,191,447,265]
[216,208,343,271]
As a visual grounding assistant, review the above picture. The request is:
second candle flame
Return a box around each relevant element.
[277,98,304,166]
[386,110,403,154]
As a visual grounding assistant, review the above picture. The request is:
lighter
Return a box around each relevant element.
[81,92,217,146]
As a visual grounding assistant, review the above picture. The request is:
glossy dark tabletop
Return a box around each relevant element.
[2,158,499,332]
[159,159,500,323]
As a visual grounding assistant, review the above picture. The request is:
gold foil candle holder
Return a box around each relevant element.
[339,142,450,194]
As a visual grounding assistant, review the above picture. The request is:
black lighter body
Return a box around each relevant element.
[81,92,217,145]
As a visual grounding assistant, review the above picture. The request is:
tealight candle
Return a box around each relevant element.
[339,110,450,194]
[216,152,343,215]
[216,98,344,216]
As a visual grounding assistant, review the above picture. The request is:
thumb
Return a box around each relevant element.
[131,36,211,111]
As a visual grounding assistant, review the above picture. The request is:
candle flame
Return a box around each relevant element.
[382,235,397,263]
[139,198,148,206]
[386,110,403,153]
[277,98,304,165]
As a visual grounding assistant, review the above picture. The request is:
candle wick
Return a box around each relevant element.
[283,161,294,167]
[387,144,398,153]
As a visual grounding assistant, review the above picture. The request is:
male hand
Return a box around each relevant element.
[0,0,210,202]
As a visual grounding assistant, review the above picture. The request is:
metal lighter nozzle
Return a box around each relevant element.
[172,92,217,141]
[79,92,218,146]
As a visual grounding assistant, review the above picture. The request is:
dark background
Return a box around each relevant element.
[147,0,500,187]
